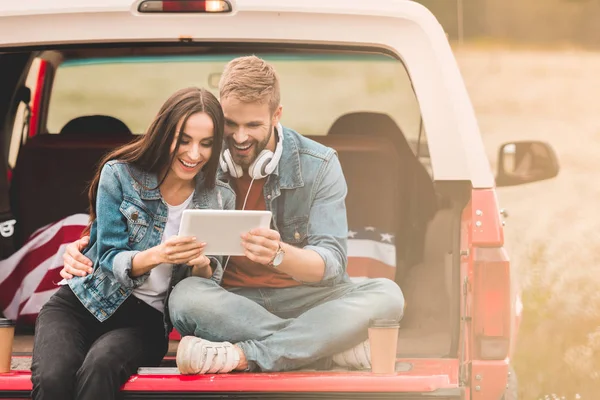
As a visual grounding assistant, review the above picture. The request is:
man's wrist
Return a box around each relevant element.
[192,260,213,278]
[269,242,286,268]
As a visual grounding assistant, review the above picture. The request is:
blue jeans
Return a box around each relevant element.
[168,277,404,372]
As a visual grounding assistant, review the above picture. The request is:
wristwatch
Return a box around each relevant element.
[269,243,285,268]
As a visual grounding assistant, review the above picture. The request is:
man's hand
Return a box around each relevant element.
[188,254,211,268]
[241,228,281,265]
[189,255,212,278]
[60,236,93,280]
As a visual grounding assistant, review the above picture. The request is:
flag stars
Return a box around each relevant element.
[347,227,395,243]
[380,233,394,243]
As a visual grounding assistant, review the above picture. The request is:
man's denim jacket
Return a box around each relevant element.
[222,126,350,287]
[68,160,235,335]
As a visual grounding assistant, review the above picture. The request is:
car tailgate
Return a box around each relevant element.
[0,358,462,399]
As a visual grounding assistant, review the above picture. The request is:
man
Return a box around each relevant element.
[62,55,404,374]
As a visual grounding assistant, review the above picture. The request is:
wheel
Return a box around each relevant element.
[501,366,518,400]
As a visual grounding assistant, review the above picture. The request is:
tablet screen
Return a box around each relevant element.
[178,210,273,256]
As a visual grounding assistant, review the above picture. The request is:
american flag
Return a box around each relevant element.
[0,214,88,326]
[0,217,396,327]
[346,226,396,281]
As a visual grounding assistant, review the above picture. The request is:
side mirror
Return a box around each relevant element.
[496,141,560,187]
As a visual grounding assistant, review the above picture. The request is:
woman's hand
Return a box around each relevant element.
[130,236,205,278]
[153,236,205,265]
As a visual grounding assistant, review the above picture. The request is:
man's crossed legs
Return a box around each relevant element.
[169,277,404,373]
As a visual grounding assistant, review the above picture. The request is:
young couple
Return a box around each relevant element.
[31,56,405,400]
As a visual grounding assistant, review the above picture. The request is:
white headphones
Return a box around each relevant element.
[220,123,284,179]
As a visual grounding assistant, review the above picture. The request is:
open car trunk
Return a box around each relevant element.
[0,23,469,400]
[4,181,466,398]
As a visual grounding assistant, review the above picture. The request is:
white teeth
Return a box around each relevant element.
[180,159,198,168]
[233,143,251,150]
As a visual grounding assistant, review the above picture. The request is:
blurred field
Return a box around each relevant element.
[454,45,600,399]
[46,55,421,140]
[46,47,600,399]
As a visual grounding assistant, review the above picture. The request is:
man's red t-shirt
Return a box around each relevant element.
[221,175,302,289]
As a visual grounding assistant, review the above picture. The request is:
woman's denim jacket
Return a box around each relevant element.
[68,161,235,336]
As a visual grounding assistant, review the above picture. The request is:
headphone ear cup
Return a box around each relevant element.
[264,124,284,175]
[222,149,243,178]
[219,150,230,173]
[248,150,273,180]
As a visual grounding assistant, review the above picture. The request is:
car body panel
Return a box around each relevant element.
[0,0,495,188]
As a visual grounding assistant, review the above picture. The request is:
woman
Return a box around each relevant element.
[30,87,235,400]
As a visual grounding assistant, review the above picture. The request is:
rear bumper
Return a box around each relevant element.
[0,390,464,400]
[124,388,464,399]
[1,359,463,399]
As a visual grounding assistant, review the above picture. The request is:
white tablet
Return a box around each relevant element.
[178,210,273,256]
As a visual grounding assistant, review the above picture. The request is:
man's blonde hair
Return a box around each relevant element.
[219,55,281,113]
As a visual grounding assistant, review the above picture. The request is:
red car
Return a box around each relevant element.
[0,0,559,398]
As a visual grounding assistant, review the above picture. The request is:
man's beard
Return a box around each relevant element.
[228,124,273,169]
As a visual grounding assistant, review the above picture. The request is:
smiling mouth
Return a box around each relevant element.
[233,142,252,151]
[179,159,199,168]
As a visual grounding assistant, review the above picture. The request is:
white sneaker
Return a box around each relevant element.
[332,340,371,370]
[176,336,241,375]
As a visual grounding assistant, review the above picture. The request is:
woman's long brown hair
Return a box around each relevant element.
[83,87,224,234]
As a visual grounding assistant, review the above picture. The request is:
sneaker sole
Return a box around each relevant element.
[177,336,200,375]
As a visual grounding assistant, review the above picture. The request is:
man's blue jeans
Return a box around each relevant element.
[168,277,404,372]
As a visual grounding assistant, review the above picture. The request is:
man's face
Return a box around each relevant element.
[221,97,281,170]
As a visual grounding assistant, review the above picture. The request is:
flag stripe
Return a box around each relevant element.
[347,256,396,280]
[35,268,66,293]
[4,243,70,320]
[347,239,396,267]
[19,289,59,316]
[1,218,398,327]
[0,225,84,309]
[0,213,88,282]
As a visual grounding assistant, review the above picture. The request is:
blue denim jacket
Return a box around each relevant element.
[68,160,235,332]
[221,126,350,287]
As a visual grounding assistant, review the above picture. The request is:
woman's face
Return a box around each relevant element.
[168,112,215,183]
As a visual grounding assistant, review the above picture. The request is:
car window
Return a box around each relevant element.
[46,53,423,141]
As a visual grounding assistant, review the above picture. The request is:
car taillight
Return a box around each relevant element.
[138,0,232,13]
[470,189,511,360]
[473,247,511,360]
[29,59,48,138]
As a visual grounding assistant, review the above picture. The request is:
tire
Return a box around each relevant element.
[501,366,518,400]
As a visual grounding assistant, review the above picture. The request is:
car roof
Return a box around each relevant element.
[0,0,495,188]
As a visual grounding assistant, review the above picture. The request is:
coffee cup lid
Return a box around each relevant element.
[369,318,400,328]
[0,318,15,327]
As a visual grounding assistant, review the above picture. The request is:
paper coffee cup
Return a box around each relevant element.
[0,318,15,373]
[368,318,400,374]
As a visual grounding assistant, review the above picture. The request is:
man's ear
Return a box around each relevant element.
[272,104,283,126]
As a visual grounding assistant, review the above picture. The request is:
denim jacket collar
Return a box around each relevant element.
[271,125,304,190]
[129,164,211,209]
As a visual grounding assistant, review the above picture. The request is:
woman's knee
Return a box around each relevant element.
[31,361,76,398]
[76,347,130,387]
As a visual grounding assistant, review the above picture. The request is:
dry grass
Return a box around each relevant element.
[454,45,600,399]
